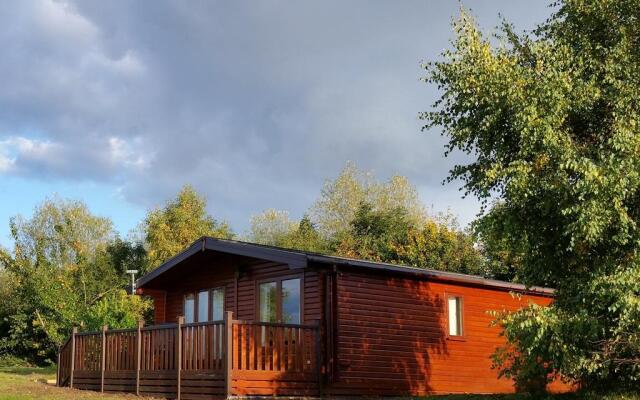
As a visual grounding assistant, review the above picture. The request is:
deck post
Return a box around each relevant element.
[69,327,77,389]
[177,316,184,400]
[224,311,233,399]
[100,325,107,392]
[56,345,61,387]
[136,320,143,395]
[314,320,323,397]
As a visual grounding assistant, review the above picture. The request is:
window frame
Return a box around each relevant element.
[183,293,196,324]
[256,273,304,324]
[444,291,465,341]
[182,286,226,323]
[197,289,210,323]
[210,286,225,322]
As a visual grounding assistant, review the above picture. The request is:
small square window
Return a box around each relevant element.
[448,296,463,336]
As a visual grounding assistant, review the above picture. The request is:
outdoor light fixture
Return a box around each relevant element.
[126,269,139,295]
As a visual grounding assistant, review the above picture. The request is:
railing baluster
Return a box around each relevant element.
[57,318,319,397]
[177,316,183,400]
[224,311,233,399]
[101,326,107,392]
[70,327,77,389]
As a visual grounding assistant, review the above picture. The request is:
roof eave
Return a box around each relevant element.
[136,237,308,288]
[136,240,204,288]
[306,254,555,296]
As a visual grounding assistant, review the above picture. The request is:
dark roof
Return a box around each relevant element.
[136,236,554,296]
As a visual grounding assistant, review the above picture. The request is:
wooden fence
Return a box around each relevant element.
[57,312,321,399]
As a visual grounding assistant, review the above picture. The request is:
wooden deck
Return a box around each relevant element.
[57,312,322,399]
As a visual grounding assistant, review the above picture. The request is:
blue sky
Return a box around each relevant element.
[0,1,553,248]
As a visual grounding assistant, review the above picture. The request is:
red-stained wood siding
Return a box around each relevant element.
[163,254,236,324]
[140,289,167,324]
[140,248,570,396]
[153,253,323,397]
[160,254,322,326]
[329,268,561,396]
[233,260,322,323]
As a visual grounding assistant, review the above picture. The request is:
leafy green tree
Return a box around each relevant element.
[310,162,425,239]
[144,185,233,268]
[336,203,485,275]
[280,216,326,253]
[424,1,640,387]
[401,217,486,275]
[249,211,327,253]
[85,289,151,331]
[248,209,295,247]
[472,204,521,281]
[0,198,148,364]
[335,203,412,262]
[250,163,484,275]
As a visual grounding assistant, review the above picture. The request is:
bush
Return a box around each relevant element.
[84,290,152,331]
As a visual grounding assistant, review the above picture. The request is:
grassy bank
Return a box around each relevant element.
[0,366,151,400]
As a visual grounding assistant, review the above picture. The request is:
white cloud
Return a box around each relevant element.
[108,136,150,170]
[0,0,552,230]
[0,153,14,173]
[33,0,99,44]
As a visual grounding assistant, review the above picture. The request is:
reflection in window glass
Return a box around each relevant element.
[198,290,209,322]
[448,296,463,336]
[282,278,301,324]
[259,282,277,322]
[184,293,195,323]
[211,288,224,321]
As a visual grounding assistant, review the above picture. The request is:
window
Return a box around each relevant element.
[258,277,301,323]
[259,281,278,322]
[198,290,209,322]
[447,295,463,337]
[184,293,195,323]
[211,288,225,321]
[183,287,225,323]
[282,278,301,324]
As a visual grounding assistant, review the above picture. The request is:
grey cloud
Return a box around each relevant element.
[0,0,552,231]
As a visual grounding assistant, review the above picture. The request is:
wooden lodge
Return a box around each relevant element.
[57,236,565,398]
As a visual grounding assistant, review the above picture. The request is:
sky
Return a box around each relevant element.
[0,1,553,247]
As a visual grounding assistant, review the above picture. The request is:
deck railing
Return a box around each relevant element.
[57,312,322,398]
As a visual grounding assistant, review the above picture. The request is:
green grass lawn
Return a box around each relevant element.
[0,366,638,400]
[0,366,152,400]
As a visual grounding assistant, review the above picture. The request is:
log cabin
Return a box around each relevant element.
[57,236,568,398]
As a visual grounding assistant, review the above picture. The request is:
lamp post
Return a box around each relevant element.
[126,269,139,295]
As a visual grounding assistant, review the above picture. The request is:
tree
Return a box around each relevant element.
[335,203,412,262]
[249,211,327,253]
[336,202,485,275]
[0,198,149,364]
[281,216,326,253]
[424,1,640,387]
[310,162,425,239]
[85,289,151,331]
[248,209,295,247]
[248,163,485,275]
[144,185,233,269]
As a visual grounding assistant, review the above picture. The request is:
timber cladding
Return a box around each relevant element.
[163,257,322,324]
[329,268,555,396]
[60,318,322,398]
[61,238,571,397]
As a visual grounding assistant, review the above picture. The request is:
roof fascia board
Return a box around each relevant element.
[136,240,203,288]
[306,254,554,296]
[137,237,309,288]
